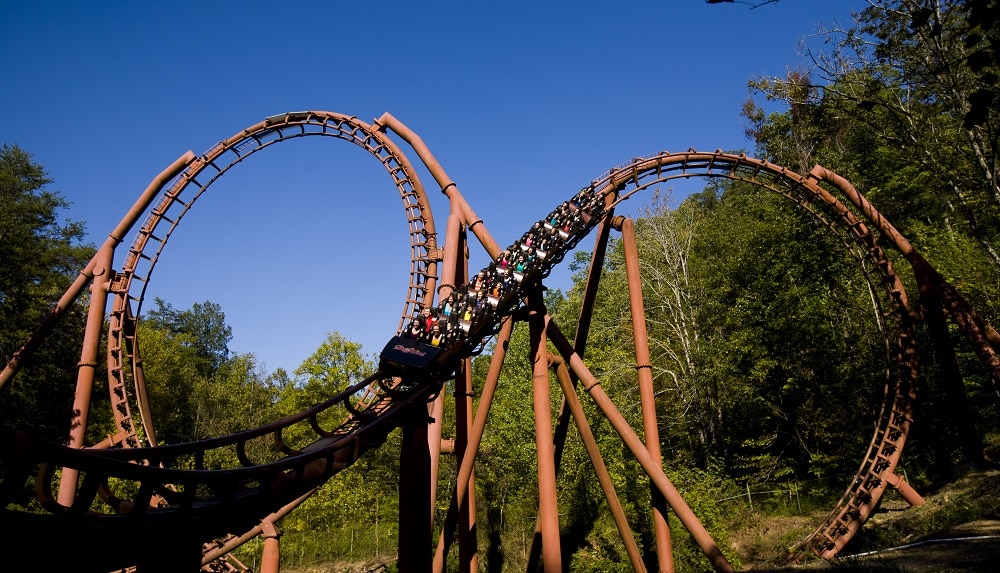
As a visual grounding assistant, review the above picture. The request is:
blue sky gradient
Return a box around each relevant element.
[2,1,866,374]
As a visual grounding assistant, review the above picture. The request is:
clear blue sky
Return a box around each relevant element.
[2,1,865,375]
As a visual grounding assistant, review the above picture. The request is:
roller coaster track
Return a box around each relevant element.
[590,153,922,560]
[106,111,439,451]
[1,111,996,572]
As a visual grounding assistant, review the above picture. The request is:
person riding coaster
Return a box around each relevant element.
[379,186,608,378]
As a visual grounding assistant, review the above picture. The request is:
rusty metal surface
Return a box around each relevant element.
[619,216,674,572]
[1,113,994,572]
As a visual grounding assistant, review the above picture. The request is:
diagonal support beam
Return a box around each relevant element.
[545,317,735,573]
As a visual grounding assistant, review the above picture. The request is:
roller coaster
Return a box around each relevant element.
[1,111,997,572]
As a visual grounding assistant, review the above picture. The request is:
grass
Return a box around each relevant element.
[729,468,1000,572]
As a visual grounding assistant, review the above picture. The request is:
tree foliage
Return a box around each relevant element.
[144,298,233,376]
[0,143,93,440]
[743,0,1000,476]
[746,0,1000,267]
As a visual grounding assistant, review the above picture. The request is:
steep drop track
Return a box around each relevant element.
[2,110,987,572]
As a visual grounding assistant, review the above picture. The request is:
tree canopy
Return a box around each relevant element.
[0,143,94,440]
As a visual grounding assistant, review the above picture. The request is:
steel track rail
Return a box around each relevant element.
[590,151,919,560]
[106,111,438,450]
[0,371,441,571]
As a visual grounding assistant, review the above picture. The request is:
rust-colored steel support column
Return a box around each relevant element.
[374,112,501,259]
[438,213,463,301]
[454,224,478,573]
[546,319,735,573]
[434,318,515,572]
[57,246,114,506]
[454,359,478,573]
[618,216,674,573]
[428,213,464,520]
[400,407,433,573]
[530,212,615,570]
[428,391,445,515]
[530,303,562,572]
[554,209,614,439]
[921,288,986,465]
[260,519,281,573]
[571,210,615,358]
[550,354,647,572]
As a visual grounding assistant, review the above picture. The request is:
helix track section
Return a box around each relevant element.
[384,149,922,563]
[381,150,921,563]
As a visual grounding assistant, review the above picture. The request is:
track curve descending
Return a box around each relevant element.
[1,112,928,571]
[585,151,919,560]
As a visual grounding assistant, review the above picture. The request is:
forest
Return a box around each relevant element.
[1,1,998,571]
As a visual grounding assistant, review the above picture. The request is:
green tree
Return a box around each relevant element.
[145,297,232,376]
[287,332,371,398]
[543,244,743,572]
[130,301,270,449]
[193,353,278,436]
[743,0,1000,472]
[0,143,93,440]
[628,189,722,468]
[272,332,373,450]
[689,183,887,482]
[747,0,1000,266]
[132,321,204,445]
[279,432,402,565]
